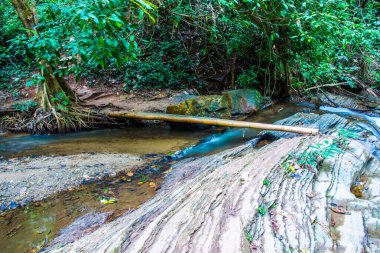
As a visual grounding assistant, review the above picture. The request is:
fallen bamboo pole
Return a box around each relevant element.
[108,112,319,135]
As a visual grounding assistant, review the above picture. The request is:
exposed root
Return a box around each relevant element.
[0,107,125,134]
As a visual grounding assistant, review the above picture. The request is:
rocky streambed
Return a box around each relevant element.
[1,95,380,252]
[0,153,143,211]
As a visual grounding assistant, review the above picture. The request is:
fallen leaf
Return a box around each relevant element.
[329,206,348,214]
[351,185,363,198]
[149,182,156,188]
[240,171,249,182]
[330,229,339,241]
[310,214,317,224]
[164,167,173,174]
[331,215,335,227]
[100,197,117,205]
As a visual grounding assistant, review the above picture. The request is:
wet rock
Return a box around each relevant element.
[224,89,263,115]
[166,89,263,119]
[169,93,197,104]
[51,211,111,245]
[167,95,231,119]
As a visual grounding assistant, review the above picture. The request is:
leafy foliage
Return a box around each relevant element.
[123,52,196,90]
[296,139,343,168]
[2,0,157,86]
[13,100,38,112]
[152,0,380,92]
[283,128,361,175]
[262,179,270,187]
[51,91,70,112]
[0,65,30,92]
[258,205,268,216]
[1,0,379,93]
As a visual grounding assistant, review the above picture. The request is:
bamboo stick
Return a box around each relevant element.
[108,112,319,135]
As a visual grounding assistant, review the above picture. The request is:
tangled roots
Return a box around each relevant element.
[1,108,119,134]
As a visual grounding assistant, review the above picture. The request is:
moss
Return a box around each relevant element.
[167,89,263,119]
[167,95,231,119]
[224,89,263,115]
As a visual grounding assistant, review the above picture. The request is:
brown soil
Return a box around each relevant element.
[0,76,194,114]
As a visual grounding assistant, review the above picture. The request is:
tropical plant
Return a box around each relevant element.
[6,0,157,132]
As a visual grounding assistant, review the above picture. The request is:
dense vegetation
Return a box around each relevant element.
[1,0,379,131]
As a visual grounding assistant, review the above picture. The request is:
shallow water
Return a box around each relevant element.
[0,103,306,252]
[0,126,212,158]
[0,176,160,253]
[0,103,304,160]
[320,106,380,138]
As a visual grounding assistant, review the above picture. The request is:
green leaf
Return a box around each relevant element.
[87,13,99,24]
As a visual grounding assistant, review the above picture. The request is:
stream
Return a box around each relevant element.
[1,103,379,253]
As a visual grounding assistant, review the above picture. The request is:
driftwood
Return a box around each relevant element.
[304,82,350,91]
[344,73,379,98]
[108,112,319,135]
[47,113,380,253]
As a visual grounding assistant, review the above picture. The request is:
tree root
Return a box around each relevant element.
[0,107,125,134]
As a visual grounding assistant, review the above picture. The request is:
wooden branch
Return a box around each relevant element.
[305,82,350,91]
[108,112,319,135]
[344,74,379,98]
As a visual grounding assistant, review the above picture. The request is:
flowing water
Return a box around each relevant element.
[0,103,309,252]
[320,106,380,139]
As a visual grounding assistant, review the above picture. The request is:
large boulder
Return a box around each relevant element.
[166,89,263,118]
[169,93,197,105]
[167,95,231,119]
[224,89,263,115]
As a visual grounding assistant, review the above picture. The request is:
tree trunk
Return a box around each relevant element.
[10,0,75,111]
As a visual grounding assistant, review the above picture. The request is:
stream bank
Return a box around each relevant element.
[0,153,143,211]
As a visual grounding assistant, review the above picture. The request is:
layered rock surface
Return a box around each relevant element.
[47,113,380,252]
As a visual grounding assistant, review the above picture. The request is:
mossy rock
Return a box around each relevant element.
[224,89,263,115]
[167,95,231,119]
[166,89,263,119]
